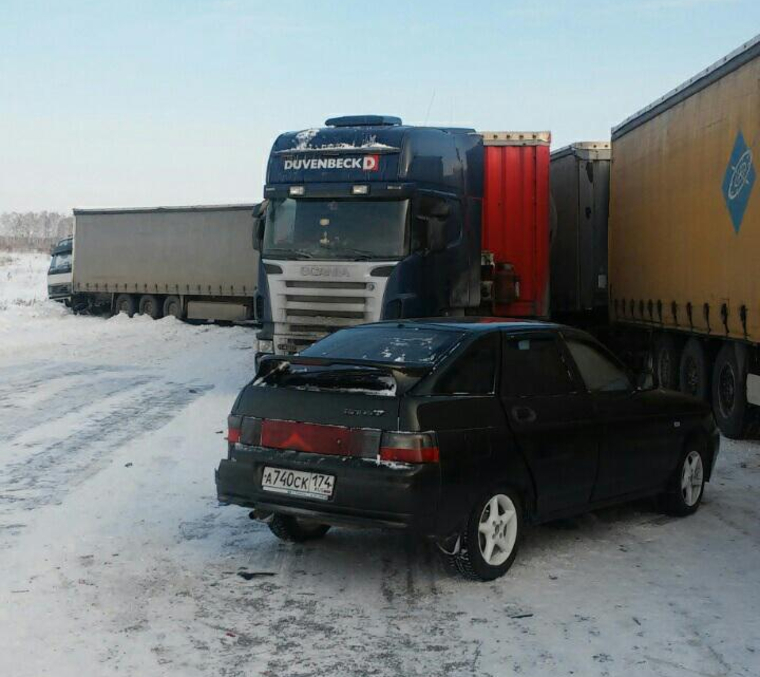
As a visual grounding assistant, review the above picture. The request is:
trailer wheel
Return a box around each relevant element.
[679,338,710,401]
[712,342,754,438]
[653,334,680,390]
[138,294,162,319]
[163,295,184,319]
[113,294,136,317]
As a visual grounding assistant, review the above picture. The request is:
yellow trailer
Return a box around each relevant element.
[609,34,760,436]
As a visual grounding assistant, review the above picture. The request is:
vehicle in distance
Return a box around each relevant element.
[52,204,260,322]
[254,115,550,357]
[216,319,719,580]
[47,236,73,303]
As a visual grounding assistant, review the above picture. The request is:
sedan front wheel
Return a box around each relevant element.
[660,447,706,516]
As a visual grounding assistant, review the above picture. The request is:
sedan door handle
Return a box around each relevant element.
[511,405,537,423]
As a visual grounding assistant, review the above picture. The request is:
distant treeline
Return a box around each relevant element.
[0,211,73,252]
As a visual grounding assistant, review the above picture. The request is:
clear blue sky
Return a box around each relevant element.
[1,0,759,212]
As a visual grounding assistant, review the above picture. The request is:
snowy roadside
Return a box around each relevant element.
[0,252,758,677]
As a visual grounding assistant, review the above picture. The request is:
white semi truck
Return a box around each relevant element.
[48,204,260,322]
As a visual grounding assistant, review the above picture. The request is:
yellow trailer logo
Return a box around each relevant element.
[722,131,755,233]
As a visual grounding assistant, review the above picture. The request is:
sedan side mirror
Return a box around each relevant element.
[636,369,655,391]
[636,352,655,391]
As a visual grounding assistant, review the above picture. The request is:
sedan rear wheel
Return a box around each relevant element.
[449,488,522,581]
[268,514,330,543]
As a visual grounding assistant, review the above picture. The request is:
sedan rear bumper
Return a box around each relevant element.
[215,444,441,534]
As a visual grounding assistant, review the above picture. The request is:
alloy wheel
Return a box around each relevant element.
[681,451,704,507]
[478,494,518,566]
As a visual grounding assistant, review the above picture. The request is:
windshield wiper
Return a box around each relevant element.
[331,247,378,261]
[264,248,314,260]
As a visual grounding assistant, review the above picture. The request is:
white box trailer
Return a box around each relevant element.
[69,204,259,322]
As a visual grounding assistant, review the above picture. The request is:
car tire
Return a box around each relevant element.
[450,488,522,581]
[113,294,136,317]
[711,342,758,439]
[138,294,162,319]
[162,295,184,319]
[679,338,710,401]
[653,333,680,390]
[268,514,330,543]
[659,445,707,516]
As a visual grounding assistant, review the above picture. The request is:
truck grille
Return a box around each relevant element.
[266,261,395,355]
[282,280,370,331]
[272,279,379,352]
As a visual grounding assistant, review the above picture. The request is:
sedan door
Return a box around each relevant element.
[499,332,600,517]
[561,336,680,501]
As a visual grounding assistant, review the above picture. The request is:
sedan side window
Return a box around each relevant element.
[565,340,632,393]
[501,336,576,397]
[433,333,498,395]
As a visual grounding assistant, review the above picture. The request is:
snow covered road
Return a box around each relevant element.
[0,252,759,677]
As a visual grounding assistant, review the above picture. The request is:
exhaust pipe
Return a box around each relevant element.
[249,509,274,523]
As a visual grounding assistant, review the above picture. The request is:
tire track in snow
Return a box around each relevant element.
[163,527,484,677]
[0,362,124,404]
[0,368,154,446]
[0,374,212,543]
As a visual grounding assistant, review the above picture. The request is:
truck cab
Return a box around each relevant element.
[47,236,73,303]
[255,115,486,355]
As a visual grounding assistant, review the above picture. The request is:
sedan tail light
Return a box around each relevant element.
[379,432,439,464]
[227,415,242,444]
[226,417,436,464]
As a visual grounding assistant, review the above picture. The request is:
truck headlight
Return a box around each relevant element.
[258,339,274,354]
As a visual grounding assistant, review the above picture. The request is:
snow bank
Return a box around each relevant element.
[0,250,51,310]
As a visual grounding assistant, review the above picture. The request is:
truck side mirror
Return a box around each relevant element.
[417,195,450,253]
[426,220,447,253]
[418,195,450,221]
[252,219,265,251]
[251,202,266,252]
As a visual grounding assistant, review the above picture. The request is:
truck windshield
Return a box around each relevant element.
[49,252,72,271]
[263,198,409,260]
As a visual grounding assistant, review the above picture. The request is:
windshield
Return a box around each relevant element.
[50,252,72,271]
[263,198,409,260]
[301,325,464,365]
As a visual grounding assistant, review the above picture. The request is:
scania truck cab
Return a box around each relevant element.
[255,115,550,356]
[47,236,73,303]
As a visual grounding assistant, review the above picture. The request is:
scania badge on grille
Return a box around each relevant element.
[300,265,350,278]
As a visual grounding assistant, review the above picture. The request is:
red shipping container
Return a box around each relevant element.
[481,132,551,318]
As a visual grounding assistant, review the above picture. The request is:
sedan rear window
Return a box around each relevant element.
[301,326,464,365]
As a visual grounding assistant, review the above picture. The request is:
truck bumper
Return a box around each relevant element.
[215,444,441,534]
[47,283,72,301]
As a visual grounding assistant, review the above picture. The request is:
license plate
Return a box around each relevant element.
[261,467,335,501]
